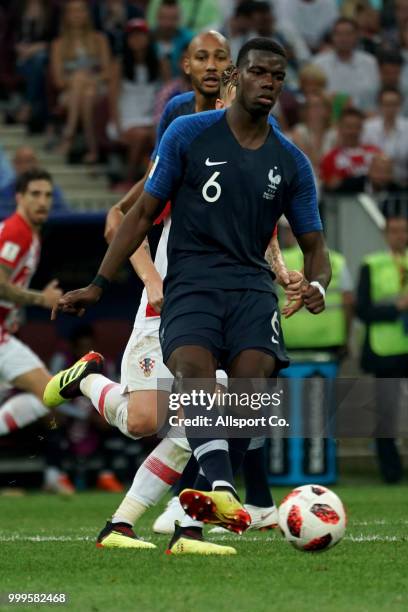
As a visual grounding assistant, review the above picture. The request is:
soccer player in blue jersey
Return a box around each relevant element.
[50,38,331,555]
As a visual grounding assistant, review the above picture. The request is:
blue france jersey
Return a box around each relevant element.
[145,109,322,291]
[151,91,196,160]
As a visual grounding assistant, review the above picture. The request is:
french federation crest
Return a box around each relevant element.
[263,166,281,200]
[139,357,155,377]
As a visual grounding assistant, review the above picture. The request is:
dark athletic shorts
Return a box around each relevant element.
[159,284,289,372]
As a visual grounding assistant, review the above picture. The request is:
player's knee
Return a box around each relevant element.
[127,409,157,437]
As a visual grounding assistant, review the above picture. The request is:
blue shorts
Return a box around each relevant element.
[159,284,289,372]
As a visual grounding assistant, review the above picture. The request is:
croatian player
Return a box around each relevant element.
[50,38,331,555]
[0,170,63,439]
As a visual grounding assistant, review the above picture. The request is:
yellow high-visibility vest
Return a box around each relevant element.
[279,247,346,349]
[364,251,408,356]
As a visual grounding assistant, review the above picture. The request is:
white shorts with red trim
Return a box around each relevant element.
[0,335,45,383]
[120,326,228,393]
[120,327,172,393]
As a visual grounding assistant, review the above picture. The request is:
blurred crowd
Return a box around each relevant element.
[0,0,407,199]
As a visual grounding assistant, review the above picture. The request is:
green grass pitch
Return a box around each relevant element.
[1,483,408,612]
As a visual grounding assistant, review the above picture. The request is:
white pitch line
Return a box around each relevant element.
[0,534,406,543]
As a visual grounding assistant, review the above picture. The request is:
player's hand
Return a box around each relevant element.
[284,270,304,300]
[51,285,102,320]
[301,283,325,314]
[42,279,63,309]
[145,277,164,313]
[274,264,290,287]
[104,205,124,244]
[282,297,303,318]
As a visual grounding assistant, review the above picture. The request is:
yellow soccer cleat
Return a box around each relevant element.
[165,524,236,556]
[167,537,236,556]
[96,521,156,550]
[43,351,104,408]
[179,488,251,534]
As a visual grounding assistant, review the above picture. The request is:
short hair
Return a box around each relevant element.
[377,50,403,66]
[237,37,287,67]
[339,107,364,122]
[219,64,237,98]
[333,16,359,31]
[15,169,53,194]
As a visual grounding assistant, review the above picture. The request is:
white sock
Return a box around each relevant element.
[79,374,136,440]
[180,514,203,529]
[112,436,191,524]
[0,393,48,435]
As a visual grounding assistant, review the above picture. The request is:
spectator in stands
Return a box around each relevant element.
[291,92,337,178]
[12,0,60,130]
[362,88,408,186]
[147,0,224,33]
[0,146,69,215]
[356,215,408,483]
[320,107,381,192]
[91,0,144,56]
[50,0,111,164]
[378,50,403,91]
[150,0,193,80]
[225,1,255,62]
[383,0,408,49]
[312,17,380,113]
[364,154,403,204]
[355,4,382,56]
[107,19,159,189]
[274,0,339,52]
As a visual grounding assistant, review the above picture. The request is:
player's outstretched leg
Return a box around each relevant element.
[43,351,104,407]
[95,435,191,548]
[166,521,236,556]
[96,521,156,550]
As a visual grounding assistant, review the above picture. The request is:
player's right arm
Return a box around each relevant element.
[129,237,163,313]
[0,266,61,309]
[104,94,177,241]
[54,116,187,318]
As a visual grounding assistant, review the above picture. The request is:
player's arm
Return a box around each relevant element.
[0,265,61,309]
[129,237,163,313]
[104,96,174,242]
[104,171,151,243]
[54,191,164,318]
[54,115,186,318]
[297,231,331,314]
[284,147,331,314]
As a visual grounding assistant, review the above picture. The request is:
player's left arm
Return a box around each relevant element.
[297,231,331,314]
[284,145,331,314]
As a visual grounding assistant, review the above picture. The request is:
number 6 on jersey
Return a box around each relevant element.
[202,171,221,203]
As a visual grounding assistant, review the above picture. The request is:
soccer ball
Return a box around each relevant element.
[278,484,346,552]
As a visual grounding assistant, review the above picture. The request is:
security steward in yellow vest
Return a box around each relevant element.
[280,247,352,356]
[356,215,408,483]
[278,224,353,358]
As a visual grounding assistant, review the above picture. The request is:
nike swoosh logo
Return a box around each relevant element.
[205,158,227,166]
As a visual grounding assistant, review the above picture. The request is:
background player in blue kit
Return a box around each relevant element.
[52,38,331,555]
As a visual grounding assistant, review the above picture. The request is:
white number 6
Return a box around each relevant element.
[202,171,221,203]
